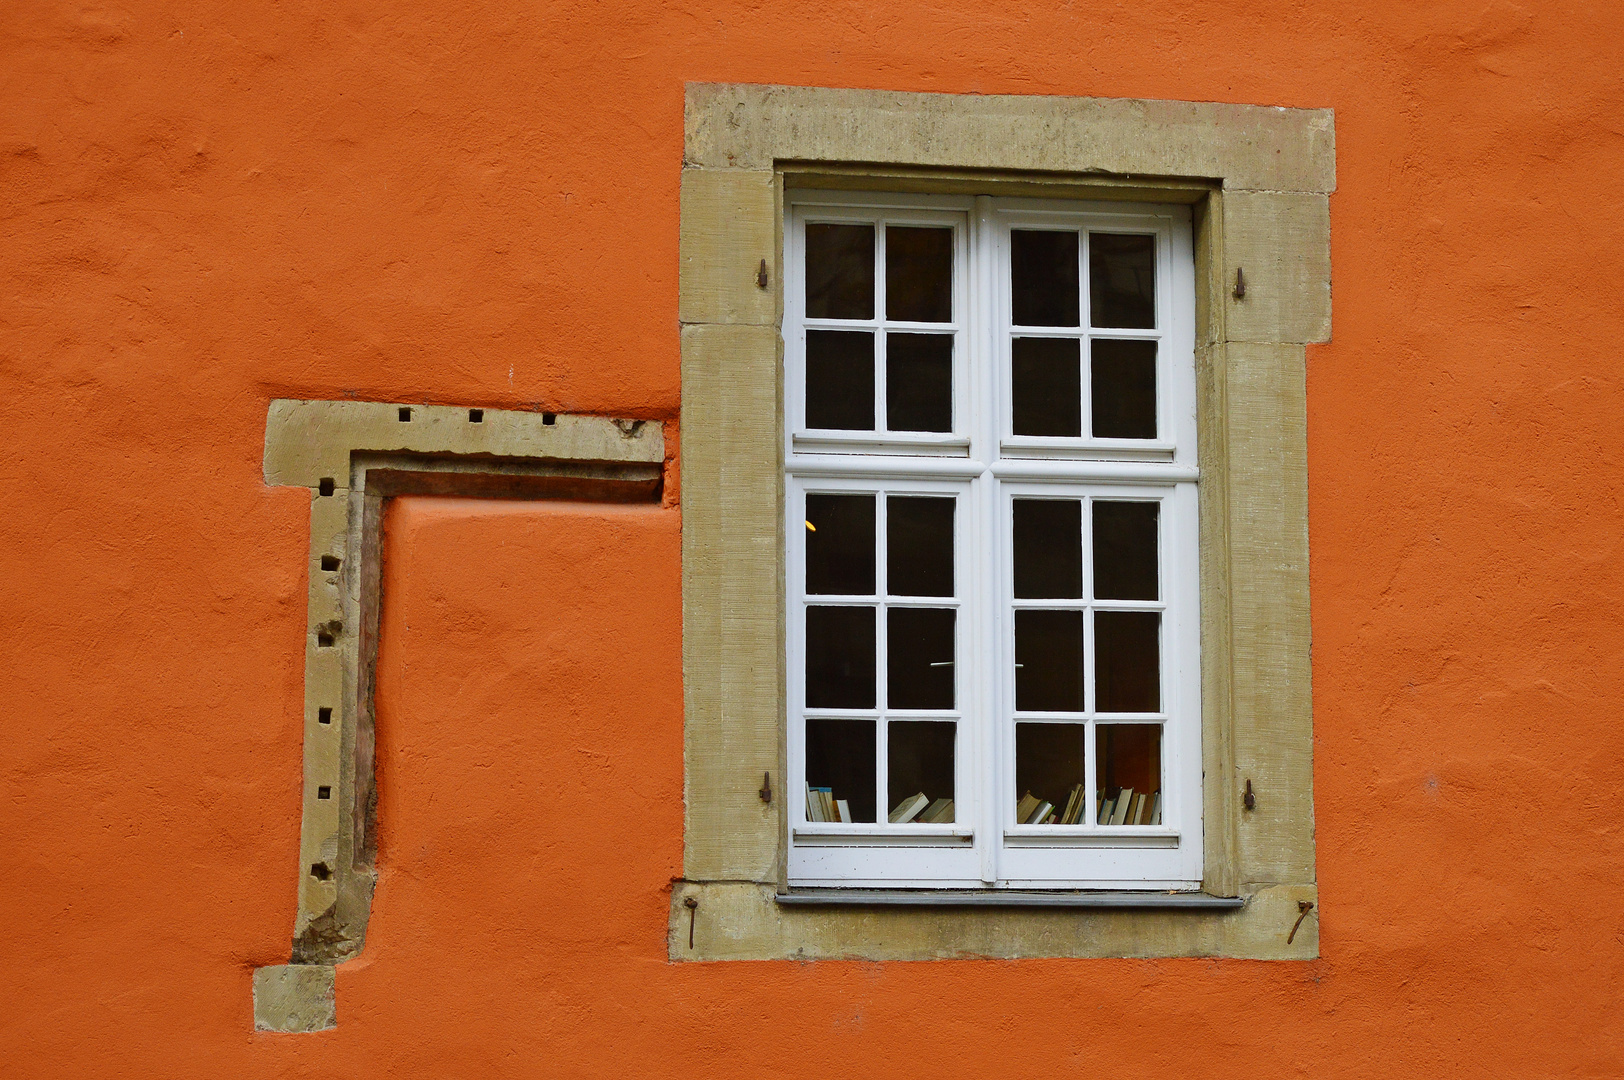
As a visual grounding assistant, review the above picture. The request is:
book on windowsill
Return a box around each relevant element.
[919,797,955,824]
[1016,791,1041,824]
[1095,788,1164,825]
[889,792,930,823]
[806,784,833,822]
[835,798,852,823]
[1059,783,1086,825]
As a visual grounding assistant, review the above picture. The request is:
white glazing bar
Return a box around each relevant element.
[972,194,999,885]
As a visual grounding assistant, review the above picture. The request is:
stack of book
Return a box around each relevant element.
[1016,788,1163,825]
[804,785,852,823]
[1097,788,1161,826]
[889,792,955,824]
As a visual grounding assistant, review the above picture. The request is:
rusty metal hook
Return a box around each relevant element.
[1287,900,1314,944]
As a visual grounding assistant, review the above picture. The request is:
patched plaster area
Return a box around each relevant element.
[252,399,665,1031]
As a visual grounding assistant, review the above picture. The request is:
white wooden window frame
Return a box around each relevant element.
[786,189,1200,889]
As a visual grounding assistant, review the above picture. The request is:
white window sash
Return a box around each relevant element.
[786,190,1200,889]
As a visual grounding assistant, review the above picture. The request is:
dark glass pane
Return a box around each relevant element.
[887,721,955,823]
[1093,501,1158,601]
[1091,339,1157,439]
[1011,230,1080,327]
[1014,610,1084,712]
[1094,611,1160,712]
[886,226,953,323]
[806,330,874,430]
[806,606,876,709]
[1089,233,1155,328]
[806,223,874,320]
[888,607,955,710]
[806,718,876,823]
[1011,337,1081,437]
[1015,723,1087,824]
[886,333,953,432]
[888,496,954,597]
[1096,724,1161,825]
[805,493,875,595]
[1013,499,1081,599]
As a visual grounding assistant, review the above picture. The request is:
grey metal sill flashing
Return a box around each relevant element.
[776,889,1246,909]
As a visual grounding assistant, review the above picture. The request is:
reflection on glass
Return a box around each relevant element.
[1094,611,1160,712]
[888,607,955,710]
[806,223,874,320]
[1011,230,1080,327]
[1093,501,1158,601]
[1015,610,1084,712]
[1091,339,1157,439]
[888,496,954,597]
[805,493,875,596]
[806,330,874,430]
[1013,499,1082,599]
[1011,337,1081,437]
[887,721,955,823]
[1089,233,1155,328]
[806,606,875,709]
[1096,723,1161,825]
[806,718,876,823]
[1015,723,1088,824]
[887,333,953,432]
[886,226,953,323]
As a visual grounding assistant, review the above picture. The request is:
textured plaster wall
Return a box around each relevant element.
[3,1,1624,1077]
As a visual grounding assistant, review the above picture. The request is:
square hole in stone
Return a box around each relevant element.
[318,708,332,724]
[469,408,484,422]
[317,786,331,800]
[398,406,412,421]
[318,478,335,497]
[320,555,340,572]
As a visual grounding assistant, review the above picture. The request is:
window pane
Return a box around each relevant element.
[1089,233,1155,328]
[886,226,953,323]
[805,330,874,430]
[888,607,955,710]
[1094,611,1160,712]
[806,493,875,595]
[1093,501,1158,601]
[806,718,876,823]
[1011,337,1081,437]
[887,721,955,823]
[887,496,954,597]
[806,606,876,709]
[1011,229,1080,327]
[1013,498,1081,599]
[1014,610,1084,712]
[806,223,874,320]
[1091,339,1157,439]
[886,333,953,432]
[1096,724,1161,825]
[1015,723,1088,825]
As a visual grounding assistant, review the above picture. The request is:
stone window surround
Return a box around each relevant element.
[675,82,1331,960]
[253,400,666,1031]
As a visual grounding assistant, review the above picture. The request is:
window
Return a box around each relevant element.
[785,192,1200,888]
[678,83,1329,959]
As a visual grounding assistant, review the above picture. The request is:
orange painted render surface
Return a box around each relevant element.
[3,1,1624,1076]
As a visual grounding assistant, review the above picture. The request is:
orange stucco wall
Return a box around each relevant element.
[4,1,1624,1075]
